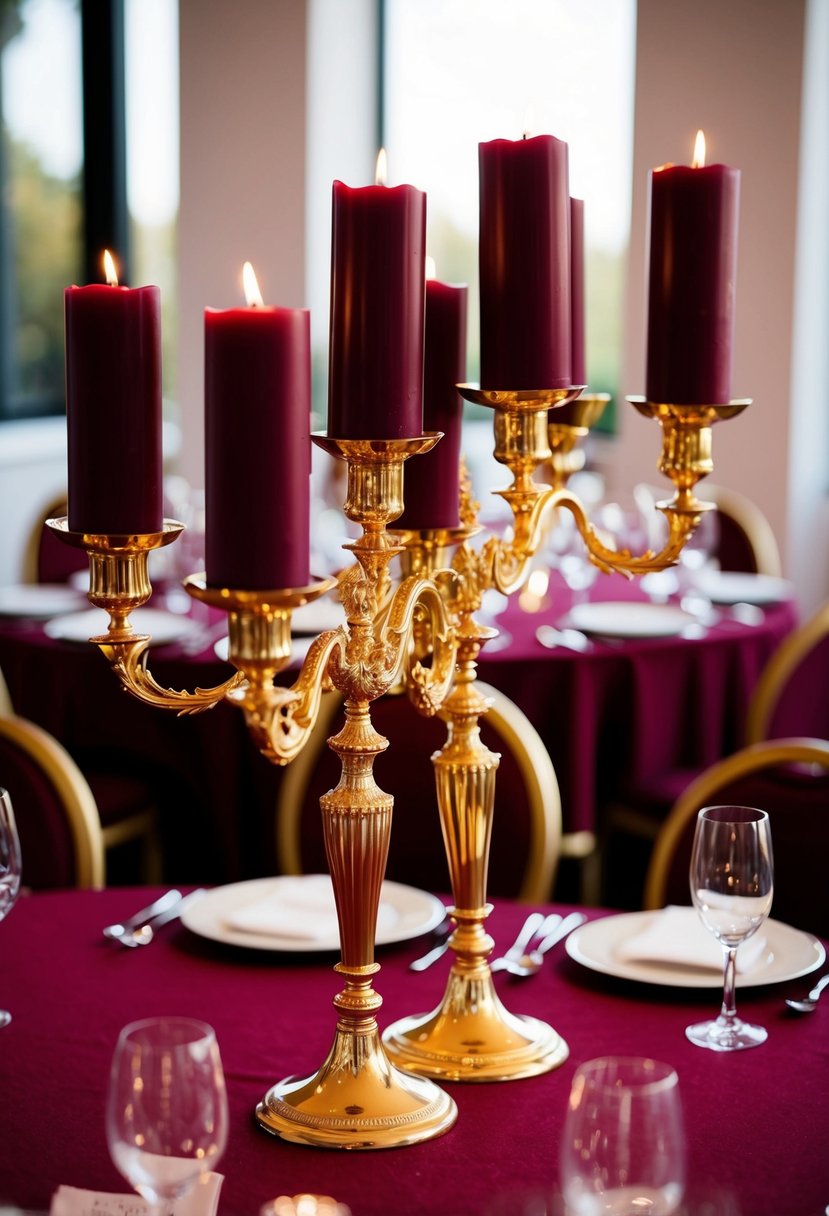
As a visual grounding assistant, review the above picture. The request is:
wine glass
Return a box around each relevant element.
[559,1056,686,1216]
[0,788,22,1028]
[107,1016,229,1213]
[686,805,774,1051]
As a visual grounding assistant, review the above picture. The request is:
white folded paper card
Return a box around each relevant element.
[225,874,399,940]
[615,905,768,973]
[50,1174,223,1216]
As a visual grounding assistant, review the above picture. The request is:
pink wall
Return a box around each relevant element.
[177,0,308,488]
[611,0,806,575]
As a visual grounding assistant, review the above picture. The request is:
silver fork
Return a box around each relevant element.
[490,911,561,973]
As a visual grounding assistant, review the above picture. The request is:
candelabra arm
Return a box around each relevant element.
[228,626,347,767]
[482,484,558,596]
[549,487,708,578]
[386,576,457,716]
[99,637,245,716]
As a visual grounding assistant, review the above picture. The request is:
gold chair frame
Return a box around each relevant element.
[705,483,783,577]
[276,681,562,904]
[21,494,69,584]
[0,713,106,888]
[745,601,829,744]
[643,736,829,910]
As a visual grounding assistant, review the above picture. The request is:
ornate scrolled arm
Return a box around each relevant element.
[229,626,347,766]
[547,487,709,579]
[99,636,245,715]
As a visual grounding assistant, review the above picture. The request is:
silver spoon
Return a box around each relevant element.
[535,625,592,653]
[102,889,183,941]
[497,911,587,977]
[785,973,829,1013]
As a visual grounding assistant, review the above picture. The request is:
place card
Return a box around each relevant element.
[50,1173,223,1216]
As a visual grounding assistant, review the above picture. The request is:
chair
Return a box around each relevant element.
[705,483,783,576]
[276,681,563,903]
[745,600,829,743]
[0,657,163,886]
[635,481,783,575]
[643,737,829,937]
[21,494,88,585]
[0,667,12,716]
[0,713,105,888]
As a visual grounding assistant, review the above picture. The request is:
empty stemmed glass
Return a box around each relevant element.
[0,788,22,1028]
[686,805,774,1051]
[107,1016,229,1213]
[559,1056,686,1215]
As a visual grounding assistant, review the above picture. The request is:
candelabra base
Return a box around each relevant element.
[256,1021,457,1149]
[382,964,568,1082]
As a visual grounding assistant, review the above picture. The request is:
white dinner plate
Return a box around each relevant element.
[565,909,826,989]
[213,634,314,665]
[562,601,696,640]
[0,583,87,620]
[690,569,794,606]
[181,874,446,952]
[291,596,344,635]
[44,607,200,647]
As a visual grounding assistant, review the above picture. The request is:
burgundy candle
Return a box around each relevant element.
[328,161,426,438]
[205,265,311,590]
[397,269,468,530]
[570,197,586,388]
[65,254,162,535]
[646,132,740,404]
[479,132,571,389]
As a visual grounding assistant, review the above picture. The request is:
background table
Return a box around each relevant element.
[0,575,797,888]
[1,887,826,1215]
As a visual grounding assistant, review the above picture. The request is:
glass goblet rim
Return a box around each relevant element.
[117,1014,218,1051]
[698,805,769,826]
[572,1055,680,1098]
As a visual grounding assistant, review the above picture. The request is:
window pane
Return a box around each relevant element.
[125,0,179,410]
[384,0,636,408]
[0,0,82,419]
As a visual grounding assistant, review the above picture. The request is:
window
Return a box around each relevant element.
[383,0,636,414]
[125,0,179,407]
[0,0,83,421]
[0,0,179,423]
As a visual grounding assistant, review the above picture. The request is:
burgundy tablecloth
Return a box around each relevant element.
[0,576,797,883]
[1,888,827,1215]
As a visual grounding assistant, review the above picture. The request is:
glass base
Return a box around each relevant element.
[686,1015,767,1052]
[0,1010,10,1029]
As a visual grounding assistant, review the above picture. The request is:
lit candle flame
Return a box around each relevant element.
[243,261,264,307]
[375,148,388,186]
[103,249,119,286]
[522,103,535,140]
[692,129,706,169]
[425,255,436,281]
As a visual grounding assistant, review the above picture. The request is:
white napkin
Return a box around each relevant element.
[225,875,399,941]
[616,906,768,974]
[50,1174,223,1216]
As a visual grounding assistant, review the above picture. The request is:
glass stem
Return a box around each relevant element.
[720,945,738,1021]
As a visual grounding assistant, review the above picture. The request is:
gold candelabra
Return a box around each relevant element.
[380,388,749,1082]
[50,433,460,1150]
[48,386,748,1132]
